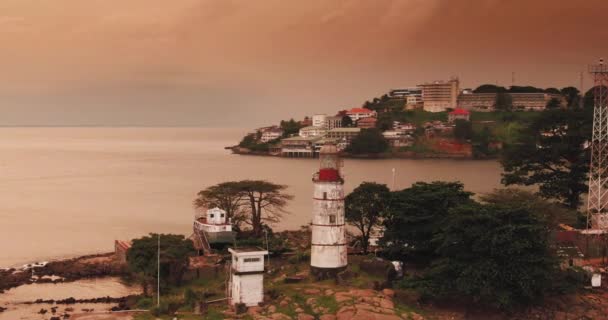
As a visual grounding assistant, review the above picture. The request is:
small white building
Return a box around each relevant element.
[228,247,268,307]
[346,108,377,122]
[299,126,327,138]
[260,128,283,143]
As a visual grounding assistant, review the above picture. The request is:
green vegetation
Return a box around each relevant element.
[412,201,555,308]
[381,182,473,261]
[453,119,473,141]
[280,119,303,138]
[346,128,389,155]
[238,133,274,152]
[127,234,196,296]
[195,180,293,236]
[345,182,391,254]
[501,107,591,209]
[378,183,571,309]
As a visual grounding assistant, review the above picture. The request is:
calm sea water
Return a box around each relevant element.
[0,127,503,267]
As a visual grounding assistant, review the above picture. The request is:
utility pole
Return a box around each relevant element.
[157,233,160,308]
[391,168,396,191]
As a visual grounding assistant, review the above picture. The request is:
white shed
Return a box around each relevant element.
[228,247,268,307]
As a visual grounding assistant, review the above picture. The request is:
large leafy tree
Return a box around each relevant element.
[194,181,246,221]
[345,182,391,254]
[561,86,581,108]
[501,107,591,209]
[380,181,473,261]
[194,180,293,236]
[480,189,579,228]
[346,128,389,155]
[415,202,556,308]
[236,180,293,237]
[127,234,195,295]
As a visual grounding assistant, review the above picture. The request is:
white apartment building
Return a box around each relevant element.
[299,126,327,138]
[345,108,377,122]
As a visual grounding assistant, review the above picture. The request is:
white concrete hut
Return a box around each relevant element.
[228,247,268,307]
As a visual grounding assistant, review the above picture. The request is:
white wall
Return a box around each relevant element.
[231,274,264,306]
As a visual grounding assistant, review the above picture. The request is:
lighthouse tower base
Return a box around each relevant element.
[310,265,348,281]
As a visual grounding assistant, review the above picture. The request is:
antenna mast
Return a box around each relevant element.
[587,58,608,230]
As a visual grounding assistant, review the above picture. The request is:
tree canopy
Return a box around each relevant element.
[453,119,473,141]
[195,180,293,236]
[413,202,556,308]
[127,233,195,295]
[501,108,591,208]
[346,128,389,155]
[345,182,391,254]
[280,119,303,138]
[380,181,473,261]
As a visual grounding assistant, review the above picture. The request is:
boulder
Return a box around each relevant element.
[381,289,395,298]
[297,314,315,320]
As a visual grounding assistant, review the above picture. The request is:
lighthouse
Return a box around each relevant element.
[311,143,347,278]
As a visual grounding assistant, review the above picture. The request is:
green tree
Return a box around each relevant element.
[376,113,393,131]
[473,84,507,93]
[546,97,562,109]
[127,234,195,295]
[194,182,247,222]
[341,115,353,128]
[414,202,556,308]
[346,128,389,155]
[380,182,473,261]
[472,126,493,157]
[238,134,256,148]
[501,108,591,208]
[345,182,391,254]
[280,119,302,138]
[480,189,579,228]
[560,87,581,108]
[545,87,561,94]
[237,180,294,237]
[453,119,473,141]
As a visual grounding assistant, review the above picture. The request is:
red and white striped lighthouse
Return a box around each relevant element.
[311,143,347,277]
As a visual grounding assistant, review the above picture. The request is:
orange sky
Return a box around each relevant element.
[1,0,607,126]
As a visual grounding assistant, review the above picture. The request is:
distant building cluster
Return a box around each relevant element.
[389,78,567,112]
[241,76,569,158]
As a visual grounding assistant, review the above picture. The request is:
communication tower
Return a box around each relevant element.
[587,58,608,230]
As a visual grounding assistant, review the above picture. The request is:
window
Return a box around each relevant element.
[221,214,225,218]
[329,215,336,223]
[323,192,327,200]
[244,258,261,263]
[210,214,214,218]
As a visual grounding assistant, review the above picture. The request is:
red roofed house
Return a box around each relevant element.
[448,109,470,123]
[346,108,377,122]
[357,117,378,129]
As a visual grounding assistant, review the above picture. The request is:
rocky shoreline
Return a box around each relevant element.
[0,253,127,294]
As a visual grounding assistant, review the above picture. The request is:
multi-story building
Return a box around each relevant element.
[299,126,327,138]
[346,108,377,122]
[326,128,361,142]
[457,92,566,111]
[419,78,460,112]
[393,121,416,133]
[356,117,377,129]
[312,114,327,128]
[281,136,321,157]
[512,93,566,110]
[325,116,343,130]
[389,87,423,109]
[260,128,283,143]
